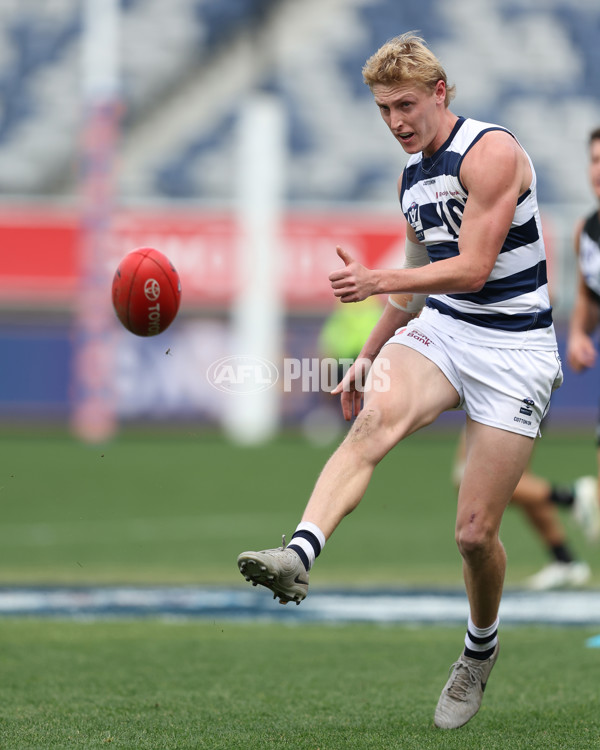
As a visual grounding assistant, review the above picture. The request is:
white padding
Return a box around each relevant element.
[388,238,429,313]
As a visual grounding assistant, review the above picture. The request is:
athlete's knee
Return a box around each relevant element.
[455,513,499,561]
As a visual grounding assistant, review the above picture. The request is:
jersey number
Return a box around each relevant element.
[436,198,463,239]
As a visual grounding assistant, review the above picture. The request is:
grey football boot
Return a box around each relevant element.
[434,643,500,729]
[237,535,309,605]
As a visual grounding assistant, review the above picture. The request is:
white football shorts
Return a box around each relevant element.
[385,317,563,438]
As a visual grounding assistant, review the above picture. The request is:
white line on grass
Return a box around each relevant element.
[0,586,599,625]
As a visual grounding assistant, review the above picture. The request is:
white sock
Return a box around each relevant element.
[464,614,499,660]
[288,521,326,571]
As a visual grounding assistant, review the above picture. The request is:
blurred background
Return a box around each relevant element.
[0,0,599,440]
[1,0,600,594]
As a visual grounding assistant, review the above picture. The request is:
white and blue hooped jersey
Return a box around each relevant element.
[579,209,600,301]
[400,116,557,350]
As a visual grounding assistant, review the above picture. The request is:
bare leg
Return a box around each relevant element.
[457,417,536,627]
[301,344,460,538]
[512,474,566,546]
[237,345,460,605]
[453,427,567,550]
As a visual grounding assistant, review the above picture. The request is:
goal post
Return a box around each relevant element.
[70,0,120,442]
[223,93,286,444]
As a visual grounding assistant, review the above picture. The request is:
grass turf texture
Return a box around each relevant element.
[0,619,599,749]
[0,429,599,586]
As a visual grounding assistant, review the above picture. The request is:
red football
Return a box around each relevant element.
[112,248,182,336]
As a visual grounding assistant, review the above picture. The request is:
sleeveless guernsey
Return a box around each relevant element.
[579,209,600,302]
[400,117,557,350]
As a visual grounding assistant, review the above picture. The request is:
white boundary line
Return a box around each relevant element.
[0,587,599,626]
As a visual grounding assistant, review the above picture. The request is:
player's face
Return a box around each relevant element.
[372,80,446,158]
[589,138,600,202]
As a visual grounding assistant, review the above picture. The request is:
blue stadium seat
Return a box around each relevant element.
[0,0,598,206]
[151,0,457,202]
[0,9,79,145]
[194,0,276,48]
[554,6,600,94]
[155,112,237,198]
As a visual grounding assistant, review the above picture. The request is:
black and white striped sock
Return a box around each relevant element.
[287,521,326,571]
[464,615,499,661]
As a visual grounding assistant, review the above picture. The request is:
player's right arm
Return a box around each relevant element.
[331,300,415,420]
[332,223,428,420]
[567,218,600,372]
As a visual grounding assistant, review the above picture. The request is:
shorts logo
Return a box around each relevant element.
[519,396,534,417]
[407,329,432,346]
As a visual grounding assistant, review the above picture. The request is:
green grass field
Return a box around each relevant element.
[0,619,599,749]
[1,428,599,748]
[0,428,599,586]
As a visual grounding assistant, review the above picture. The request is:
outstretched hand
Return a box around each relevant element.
[329,246,377,303]
[567,331,597,373]
[331,358,372,421]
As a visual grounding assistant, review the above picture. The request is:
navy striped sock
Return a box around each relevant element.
[287,522,326,572]
[464,615,499,661]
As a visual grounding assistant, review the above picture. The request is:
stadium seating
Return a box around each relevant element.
[0,0,598,206]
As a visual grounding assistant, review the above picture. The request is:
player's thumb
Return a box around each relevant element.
[336,245,354,266]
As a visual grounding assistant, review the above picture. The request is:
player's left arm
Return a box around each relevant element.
[330,131,526,302]
[567,218,600,372]
[453,130,528,282]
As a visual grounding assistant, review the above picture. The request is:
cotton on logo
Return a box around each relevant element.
[144,279,160,301]
[207,355,279,394]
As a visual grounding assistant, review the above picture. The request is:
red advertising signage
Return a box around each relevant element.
[0,206,407,310]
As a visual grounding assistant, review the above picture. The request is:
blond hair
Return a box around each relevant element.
[362,32,456,107]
